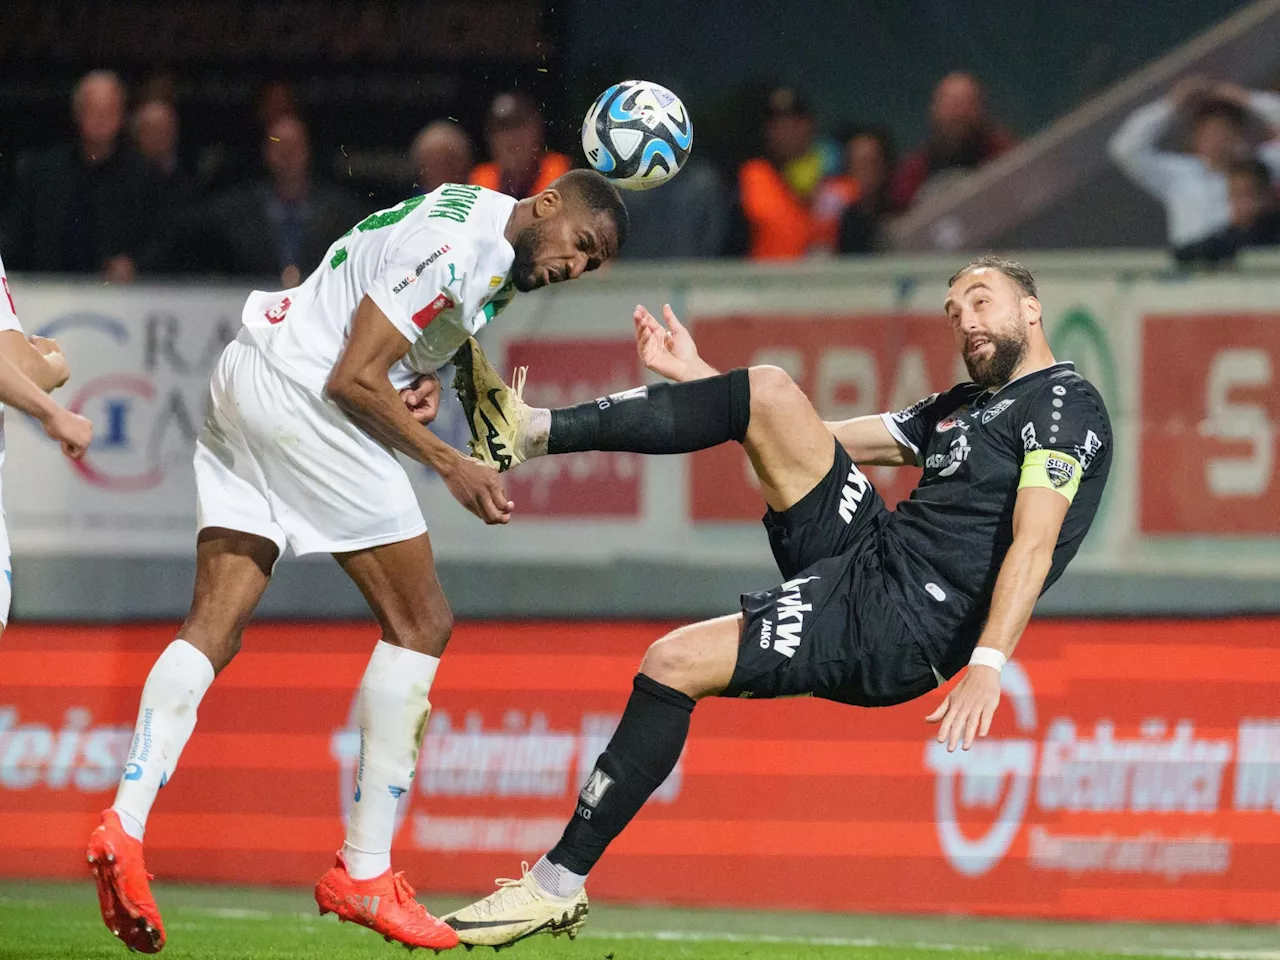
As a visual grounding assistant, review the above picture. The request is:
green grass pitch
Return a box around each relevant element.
[1,882,1276,960]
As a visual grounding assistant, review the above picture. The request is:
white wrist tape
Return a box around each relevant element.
[969,647,1008,672]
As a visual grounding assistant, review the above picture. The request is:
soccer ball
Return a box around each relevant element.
[581,80,692,191]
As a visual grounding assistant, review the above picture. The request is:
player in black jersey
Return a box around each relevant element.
[444,255,1111,947]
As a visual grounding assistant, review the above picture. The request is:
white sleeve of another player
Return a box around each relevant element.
[0,251,24,334]
[367,241,469,345]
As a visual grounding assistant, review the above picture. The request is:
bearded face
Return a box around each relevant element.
[963,321,1028,388]
[510,217,552,292]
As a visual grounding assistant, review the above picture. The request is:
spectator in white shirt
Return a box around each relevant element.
[1109,76,1280,256]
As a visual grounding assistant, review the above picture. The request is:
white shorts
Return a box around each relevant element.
[194,334,427,556]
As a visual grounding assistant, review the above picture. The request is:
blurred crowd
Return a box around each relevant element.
[4,68,1280,285]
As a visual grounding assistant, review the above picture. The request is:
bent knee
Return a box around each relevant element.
[748,365,806,414]
[748,364,796,396]
[639,632,700,690]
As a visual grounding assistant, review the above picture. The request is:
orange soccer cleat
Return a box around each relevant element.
[314,852,459,952]
[86,809,166,953]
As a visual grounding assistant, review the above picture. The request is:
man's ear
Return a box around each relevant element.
[533,188,563,219]
[1024,296,1042,327]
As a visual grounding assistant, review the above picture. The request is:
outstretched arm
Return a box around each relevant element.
[633,304,720,382]
[634,304,915,465]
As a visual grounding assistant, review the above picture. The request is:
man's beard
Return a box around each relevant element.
[964,328,1027,388]
[510,220,549,292]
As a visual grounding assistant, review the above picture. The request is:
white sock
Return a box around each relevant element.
[112,639,215,841]
[520,407,551,460]
[343,640,439,880]
[530,856,587,899]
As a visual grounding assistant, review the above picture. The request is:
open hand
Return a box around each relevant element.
[926,664,1002,752]
[633,304,711,382]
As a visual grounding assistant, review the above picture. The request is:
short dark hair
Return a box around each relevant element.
[949,255,1037,299]
[842,124,896,167]
[1228,156,1272,189]
[550,168,630,252]
[1192,98,1248,133]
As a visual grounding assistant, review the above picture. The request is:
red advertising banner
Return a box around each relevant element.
[1141,314,1280,533]
[2,619,1279,922]
[688,315,961,521]
[499,339,642,516]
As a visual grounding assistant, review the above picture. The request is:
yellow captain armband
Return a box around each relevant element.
[1019,449,1082,503]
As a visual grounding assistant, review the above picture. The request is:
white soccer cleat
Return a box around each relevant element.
[442,862,588,949]
[450,337,531,472]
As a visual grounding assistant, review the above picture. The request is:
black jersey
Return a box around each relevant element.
[877,362,1111,676]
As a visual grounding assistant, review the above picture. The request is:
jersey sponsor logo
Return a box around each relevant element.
[1021,423,1041,452]
[489,275,504,289]
[838,464,871,524]
[926,434,970,476]
[935,416,969,433]
[892,392,940,424]
[1045,455,1075,488]
[925,582,947,602]
[264,296,291,325]
[445,262,461,292]
[393,245,452,294]
[410,293,454,330]
[1075,429,1103,473]
[759,575,820,659]
[981,398,1015,424]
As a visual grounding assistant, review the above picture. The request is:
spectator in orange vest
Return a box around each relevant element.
[891,72,1016,211]
[470,92,571,198]
[739,89,834,259]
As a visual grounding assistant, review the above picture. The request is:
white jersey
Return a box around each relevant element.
[0,250,25,496]
[240,183,519,394]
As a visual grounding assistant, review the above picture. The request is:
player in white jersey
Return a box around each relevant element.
[87,170,629,954]
[0,253,95,624]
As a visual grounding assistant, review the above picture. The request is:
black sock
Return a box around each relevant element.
[547,673,695,875]
[547,369,751,455]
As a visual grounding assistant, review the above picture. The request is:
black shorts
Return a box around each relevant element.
[725,440,940,708]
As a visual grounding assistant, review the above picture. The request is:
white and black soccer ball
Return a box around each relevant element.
[581,80,692,191]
